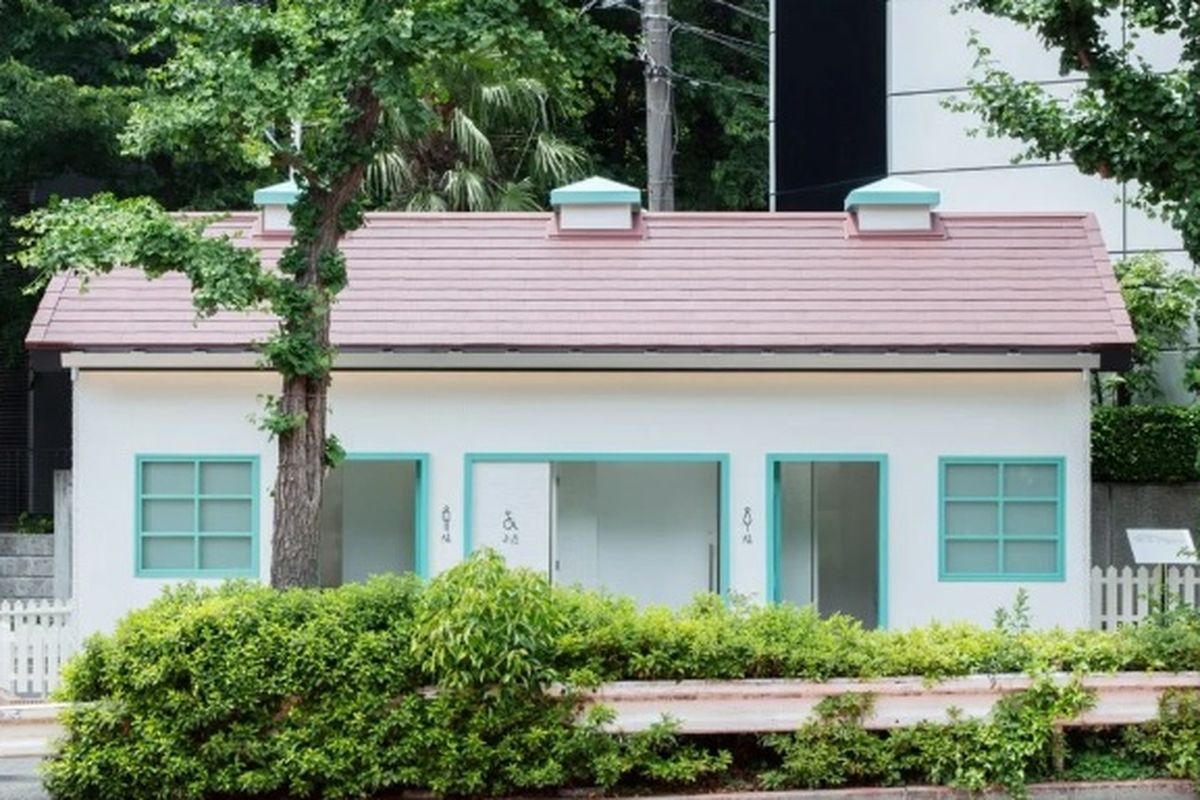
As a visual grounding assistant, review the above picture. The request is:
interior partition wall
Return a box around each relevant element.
[767,454,888,628]
[318,453,427,585]
[464,454,730,607]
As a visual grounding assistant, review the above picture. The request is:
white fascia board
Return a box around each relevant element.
[60,350,1102,371]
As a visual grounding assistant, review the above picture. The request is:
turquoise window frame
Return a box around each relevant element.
[764,454,889,629]
[341,452,430,578]
[134,454,260,579]
[938,456,1066,582]
[462,452,731,597]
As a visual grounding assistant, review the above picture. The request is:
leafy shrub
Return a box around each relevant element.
[1110,253,1200,403]
[43,553,1200,798]
[14,512,53,534]
[1092,404,1200,483]
[761,693,897,789]
[1124,689,1200,779]
[47,556,729,800]
[764,677,1094,798]
[1062,737,1158,783]
[556,589,1198,681]
[412,549,563,691]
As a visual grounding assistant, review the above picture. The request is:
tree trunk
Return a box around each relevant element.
[267,85,380,588]
[269,222,338,589]
[269,370,328,587]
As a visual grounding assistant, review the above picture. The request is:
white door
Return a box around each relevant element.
[470,462,552,576]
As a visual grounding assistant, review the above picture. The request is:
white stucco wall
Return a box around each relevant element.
[72,369,1092,635]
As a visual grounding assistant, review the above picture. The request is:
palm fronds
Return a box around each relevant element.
[363,60,592,212]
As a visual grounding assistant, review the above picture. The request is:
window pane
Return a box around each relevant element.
[142,462,194,495]
[1004,502,1058,536]
[946,540,999,574]
[199,537,252,570]
[945,501,998,536]
[142,536,194,569]
[199,499,252,533]
[1004,464,1058,498]
[1004,541,1058,574]
[200,462,252,495]
[142,499,194,532]
[945,464,998,497]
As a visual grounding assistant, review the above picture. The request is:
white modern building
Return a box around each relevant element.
[887,0,1185,266]
[772,0,1185,267]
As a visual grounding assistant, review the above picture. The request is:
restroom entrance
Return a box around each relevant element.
[318,456,425,585]
[468,455,726,607]
[770,456,885,627]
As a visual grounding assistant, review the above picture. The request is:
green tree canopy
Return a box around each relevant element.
[18,0,620,587]
[953,0,1200,263]
[1110,253,1200,403]
[0,0,274,368]
[1,0,136,367]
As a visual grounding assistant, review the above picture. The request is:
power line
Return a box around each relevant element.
[673,20,768,62]
[669,68,768,99]
[697,0,769,23]
[773,173,889,197]
[583,1,768,65]
[584,1,769,122]
[675,20,767,51]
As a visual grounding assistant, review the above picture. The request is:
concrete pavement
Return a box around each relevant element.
[0,706,62,760]
[0,759,1193,800]
[0,704,58,799]
[641,785,1198,800]
[0,757,48,800]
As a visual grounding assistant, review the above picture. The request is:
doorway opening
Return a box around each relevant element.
[770,456,886,628]
[467,455,727,607]
[318,456,425,586]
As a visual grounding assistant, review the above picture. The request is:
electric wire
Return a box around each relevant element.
[697,0,768,23]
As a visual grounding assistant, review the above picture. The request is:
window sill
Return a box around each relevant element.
[938,573,1065,583]
[135,569,259,579]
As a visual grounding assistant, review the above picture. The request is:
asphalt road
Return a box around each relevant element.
[0,758,47,800]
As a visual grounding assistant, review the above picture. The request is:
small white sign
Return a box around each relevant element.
[1126,528,1199,565]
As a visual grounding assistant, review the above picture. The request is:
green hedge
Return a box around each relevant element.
[1092,405,1200,483]
[47,553,1200,799]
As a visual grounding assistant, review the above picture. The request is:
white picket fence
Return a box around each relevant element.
[0,600,76,697]
[1090,565,1200,630]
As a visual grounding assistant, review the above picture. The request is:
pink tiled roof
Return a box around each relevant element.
[26,210,1135,356]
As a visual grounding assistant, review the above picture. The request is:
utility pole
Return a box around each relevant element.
[643,0,675,211]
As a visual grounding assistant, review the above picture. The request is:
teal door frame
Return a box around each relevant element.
[463,452,731,596]
[765,453,889,628]
[342,452,430,578]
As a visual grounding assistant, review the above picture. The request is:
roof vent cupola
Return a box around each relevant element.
[845,177,941,233]
[549,176,642,232]
[253,179,300,234]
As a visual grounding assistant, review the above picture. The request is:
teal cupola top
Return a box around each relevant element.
[253,179,300,233]
[549,176,642,231]
[844,177,941,233]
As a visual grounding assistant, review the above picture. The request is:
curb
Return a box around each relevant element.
[546,782,1198,800]
[0,704,65,760]
[0,705,68,725]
